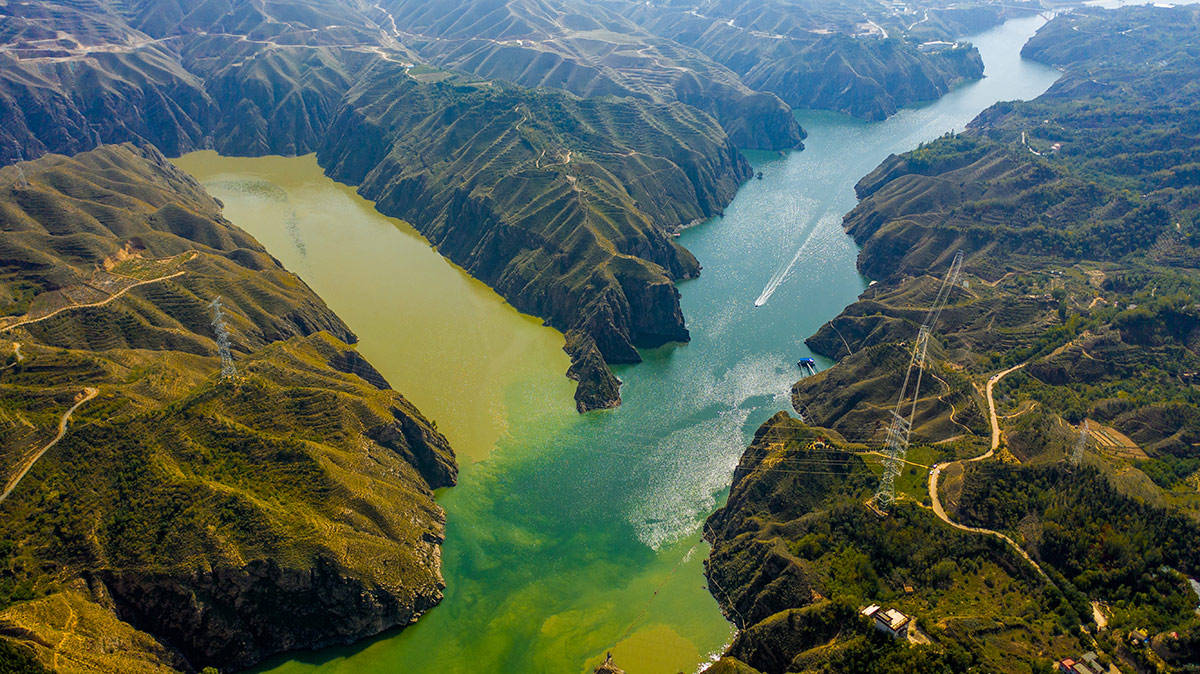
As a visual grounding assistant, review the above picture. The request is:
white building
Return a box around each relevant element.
[861,604,911,639]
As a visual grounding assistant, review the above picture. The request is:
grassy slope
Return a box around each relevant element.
[600,0,1003,120]
[0,144,456,672]
[707,6,1200,672]
[0,0,760,410]
[317,65,750,409]
[704,413,1081,674]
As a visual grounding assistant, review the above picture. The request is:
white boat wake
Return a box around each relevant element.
[754,211,837,307]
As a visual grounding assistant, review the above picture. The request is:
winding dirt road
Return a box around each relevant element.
[0,270,186,335]
[0,387,98,505]
[985,363,1026,454]
[927,364,1049,580]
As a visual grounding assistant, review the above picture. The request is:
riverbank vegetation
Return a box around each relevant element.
[0,145,456,672]
[0,0,1030,412]
[706,5,1200,672]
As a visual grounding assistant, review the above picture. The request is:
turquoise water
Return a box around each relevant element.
[225,15,1061,674]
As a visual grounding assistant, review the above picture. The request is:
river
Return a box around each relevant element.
[173,14,1060,674]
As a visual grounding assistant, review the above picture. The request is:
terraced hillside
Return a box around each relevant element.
[0,0,765,409]
[379,0,805,150]
[597,0,1017,120]
[0,144,456,672]
[705,6,1200,673]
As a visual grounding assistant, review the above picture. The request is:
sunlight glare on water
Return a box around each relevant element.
[179,14,1060,673]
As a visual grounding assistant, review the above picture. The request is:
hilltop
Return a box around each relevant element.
[0,0,753,409]
[596,0,1012,120]
[0,0,1023,410]
[705,6,1200,672]
[0,144,456,672]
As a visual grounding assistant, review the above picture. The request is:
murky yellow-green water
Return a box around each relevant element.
[172,16,1061,671]
[172,152,573,463]
[173,151,733,674]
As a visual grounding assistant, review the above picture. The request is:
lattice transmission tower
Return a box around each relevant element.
[1071,420,1091,465]
[872,251,964,512]
[209,297,237,380]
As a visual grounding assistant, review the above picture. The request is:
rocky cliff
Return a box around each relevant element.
[0,0,760,410]
[316,67,751,410]
[0,144,456,672]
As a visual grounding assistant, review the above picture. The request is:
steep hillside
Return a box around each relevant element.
[0,0,760,410]
[812,4,1200,453]
[318,66,750,410]
[0,144,456,672]
[707,6,1200,672]
[0,0,408,163]
[599,0,1011,120]
[702,413,1091,673]
[703,412,1200,672]
[379,0,805,150]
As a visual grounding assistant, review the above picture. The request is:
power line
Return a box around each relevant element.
[873,251,964,512]
[1070,420,1090,465]
[209,297,237,381]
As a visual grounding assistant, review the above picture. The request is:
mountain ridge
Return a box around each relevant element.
[0,143,457,672]
[704,6,1200,672]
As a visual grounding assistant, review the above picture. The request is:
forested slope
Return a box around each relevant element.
[0,144,456,672]
[705,6,1200,672]
[0,0,759,409]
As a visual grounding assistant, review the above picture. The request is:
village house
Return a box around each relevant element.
[1057,651,1105,674]
[861,604,911,639]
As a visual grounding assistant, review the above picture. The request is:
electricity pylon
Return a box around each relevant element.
[1071,420,1090,465]
[873,251,964,512]
[209,297,237,380]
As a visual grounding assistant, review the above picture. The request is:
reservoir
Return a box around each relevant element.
[174,14,1060,674]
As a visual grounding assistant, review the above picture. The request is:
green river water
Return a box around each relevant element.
[172,15,1061,673]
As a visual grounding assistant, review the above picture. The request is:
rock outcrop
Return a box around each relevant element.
[565,330,623,412]
[317,68,751,408]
